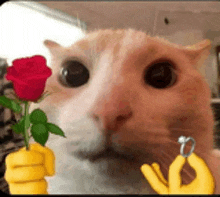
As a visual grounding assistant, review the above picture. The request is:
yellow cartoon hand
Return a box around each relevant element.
[141,162,169,194]
[4,143,55,194]
[141,153,215,194]
[175,153,215,194]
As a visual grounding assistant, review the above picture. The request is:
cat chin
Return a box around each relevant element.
[47,156,153,194]
[73,153,145,181]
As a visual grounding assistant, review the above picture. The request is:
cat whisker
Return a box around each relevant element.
[58,163,66,174]
[169,127,195,132]
[67,165,75,171]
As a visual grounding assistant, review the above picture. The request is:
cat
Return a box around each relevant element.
[30,29,220,194]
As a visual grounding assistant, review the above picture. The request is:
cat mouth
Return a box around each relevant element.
[75,146,136,162]
[90,147,135,162]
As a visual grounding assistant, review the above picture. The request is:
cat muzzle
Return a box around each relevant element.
[90,147,135,162]
[75,146,136,162]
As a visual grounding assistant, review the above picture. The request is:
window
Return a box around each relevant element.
[0,1,86,66]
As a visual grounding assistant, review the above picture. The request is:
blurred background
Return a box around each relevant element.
[0,0,220,194]
[0,1,220,97]
[39,1,220,98]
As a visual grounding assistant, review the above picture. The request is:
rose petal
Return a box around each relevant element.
[32,55,47,66]
[7,55,52,102]
[13,58,30,72]
[13,82,45,102]
[5,67,17,80]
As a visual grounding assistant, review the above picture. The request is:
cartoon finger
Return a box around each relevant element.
[4,149,46,183]
[5,165,46,183]
[141,164,168,194]
[187,153,213,179]
[151,163,168,186]
[169,155,186,192]
[5,149,44,168]
[20,143,55,176]
[9,179,48,194]
[187,153,215,194]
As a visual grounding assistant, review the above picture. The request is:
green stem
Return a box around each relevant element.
[23,101,30,150]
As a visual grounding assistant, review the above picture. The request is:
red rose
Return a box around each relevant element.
[5,55,52,102]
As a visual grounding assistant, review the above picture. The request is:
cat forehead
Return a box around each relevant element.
[72,29,178,54]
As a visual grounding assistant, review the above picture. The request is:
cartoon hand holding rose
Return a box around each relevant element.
[1,55,65,194]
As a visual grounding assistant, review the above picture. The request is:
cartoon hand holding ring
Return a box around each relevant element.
[140,136,215,194]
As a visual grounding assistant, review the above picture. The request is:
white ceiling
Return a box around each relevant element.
[38,1,220,33]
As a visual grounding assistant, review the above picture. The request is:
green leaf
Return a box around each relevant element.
[0,96,12,108]
[11,115,30,134]
[30,108,48,124]
[11,123,22,134]
[46,122,66,137]
[0,96,21,113]
[11,99,22,113]
[31,123,49,146]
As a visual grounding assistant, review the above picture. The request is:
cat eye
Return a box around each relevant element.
[59,60,90,87]
[144,62,177,89]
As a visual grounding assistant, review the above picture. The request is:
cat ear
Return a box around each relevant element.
[44,40,62,55]
[183,39,212,68]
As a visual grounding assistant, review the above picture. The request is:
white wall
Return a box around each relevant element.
[0,1,86,66]
[39,1,220,97]
[153,9,220,97]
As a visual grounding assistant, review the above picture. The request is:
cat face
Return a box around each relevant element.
[36,29,214,193]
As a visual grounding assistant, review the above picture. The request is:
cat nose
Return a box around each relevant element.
[91,100,133,131]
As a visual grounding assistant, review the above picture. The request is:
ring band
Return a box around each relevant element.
[178,136,196,158]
